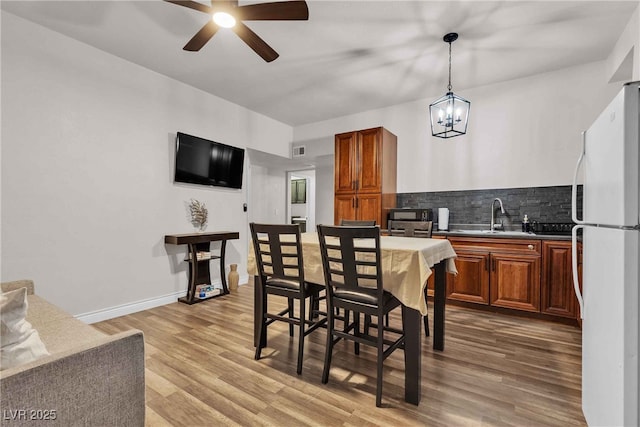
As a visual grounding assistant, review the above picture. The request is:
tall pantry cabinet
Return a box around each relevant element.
[334,127,397,226]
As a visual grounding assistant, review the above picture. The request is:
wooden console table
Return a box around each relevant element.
[164,231,239,305]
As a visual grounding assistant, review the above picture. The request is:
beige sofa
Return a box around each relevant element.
[0,280,145,426]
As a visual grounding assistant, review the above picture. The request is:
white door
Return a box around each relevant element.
[583,83,639,227]
[582,226,639,427]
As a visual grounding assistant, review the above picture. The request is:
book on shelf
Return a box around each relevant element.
[195,284,222,299]
[186,252,211,261]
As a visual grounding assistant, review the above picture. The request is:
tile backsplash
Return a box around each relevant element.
[397,185,582,229]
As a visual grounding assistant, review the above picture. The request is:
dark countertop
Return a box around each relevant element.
[431,229,573,241]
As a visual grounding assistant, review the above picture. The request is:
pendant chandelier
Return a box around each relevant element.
[429,32,470,139]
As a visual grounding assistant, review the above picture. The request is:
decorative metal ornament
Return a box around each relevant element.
[429,32,470,139]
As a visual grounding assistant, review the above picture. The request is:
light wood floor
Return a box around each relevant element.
[93,281,586,427]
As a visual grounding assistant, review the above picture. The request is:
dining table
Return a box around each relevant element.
[247,231,458,405]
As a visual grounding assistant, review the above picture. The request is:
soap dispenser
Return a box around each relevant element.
[522,214,530,233]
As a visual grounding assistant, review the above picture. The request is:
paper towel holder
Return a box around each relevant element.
[438,207,450,231]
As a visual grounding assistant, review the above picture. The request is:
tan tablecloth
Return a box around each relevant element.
[248,232,457,315]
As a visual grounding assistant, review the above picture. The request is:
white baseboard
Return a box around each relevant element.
[76,274,250,324]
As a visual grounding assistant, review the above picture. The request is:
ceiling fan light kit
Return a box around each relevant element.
[429,32,470,139]
[212,11,236,28]
[166,0,309,62]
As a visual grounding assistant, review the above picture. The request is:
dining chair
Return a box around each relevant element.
[250,223,326,375]
[383,220,433,337]
[316,224,405,407]
[339,219,376,226]
[325,220,378,317]
[388,220,433,237]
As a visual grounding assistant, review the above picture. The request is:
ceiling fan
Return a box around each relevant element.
[165,0,309,62]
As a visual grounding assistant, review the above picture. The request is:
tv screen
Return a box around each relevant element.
[174,132,245,189]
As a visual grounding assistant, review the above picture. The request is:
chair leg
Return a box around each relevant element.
[254,315,264,361]
[376,314,384,407]
[364,314,371,335]
[309,292,316,322]
[255,295,267,361]
[385,313,390,327]
[322,306,335,384]
[343,309,350,334]
[354,312,360,355]
[297,298,305,375]
[255,284,268,360]
[312,290,324,320]
[288,298,294,337]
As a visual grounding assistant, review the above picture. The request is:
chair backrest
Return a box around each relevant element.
[316,224,383,303]
[339,219,376,226]
[388,220,433,238]
[250,223,304,284]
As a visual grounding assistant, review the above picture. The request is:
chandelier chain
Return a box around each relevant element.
[447,41,452,92]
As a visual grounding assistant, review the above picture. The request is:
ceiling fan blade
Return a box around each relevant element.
[233,22,279,62]
[183,21,219,51]
[237,1,309,21]
[164,0,213,14]
[211,0,238,7]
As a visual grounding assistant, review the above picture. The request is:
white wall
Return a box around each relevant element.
[247,164,288,224]
[314,162,334,226]
[1,12,292,319]
[293,61,621,193]
[606,5,640,82]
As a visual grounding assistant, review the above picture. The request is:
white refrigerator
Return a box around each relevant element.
[572,81,639,427]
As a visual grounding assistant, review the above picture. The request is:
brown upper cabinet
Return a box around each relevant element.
[334,127,397,226]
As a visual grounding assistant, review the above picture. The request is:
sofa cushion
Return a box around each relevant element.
[35,317,106,354]
[25,295,73,327]
[1,280,34,295]
[0,288,49,370]
[20,295,106,353]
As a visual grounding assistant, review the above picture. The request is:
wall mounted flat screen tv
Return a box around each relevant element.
[174,132,245,189]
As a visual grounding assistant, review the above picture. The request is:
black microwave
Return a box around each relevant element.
[388,208,433,222]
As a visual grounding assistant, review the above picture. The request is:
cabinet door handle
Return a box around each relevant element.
[491,258,496,272]
[485,257,489,271]
[528,244,534,250]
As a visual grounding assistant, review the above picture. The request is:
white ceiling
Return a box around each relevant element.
[1,1,637,127]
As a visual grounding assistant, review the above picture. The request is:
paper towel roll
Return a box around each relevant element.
[438,208,449,231]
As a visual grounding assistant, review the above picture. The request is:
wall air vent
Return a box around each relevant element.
[292,146,306,157]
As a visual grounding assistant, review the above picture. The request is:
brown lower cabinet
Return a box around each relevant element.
[490,252,540,312]
[446,250,490,304]
[540,240,583,319]
[437,236,581,323]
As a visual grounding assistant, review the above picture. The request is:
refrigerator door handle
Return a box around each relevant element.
[572,131,586,225]
[572,224,585,319]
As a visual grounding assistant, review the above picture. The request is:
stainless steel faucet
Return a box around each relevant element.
[490,198,505,231]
